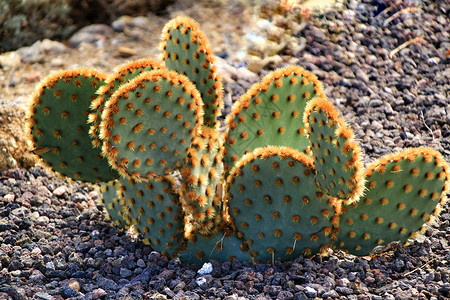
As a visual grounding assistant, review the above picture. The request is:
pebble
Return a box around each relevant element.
[69,24,114,48]
[16,39,68,63]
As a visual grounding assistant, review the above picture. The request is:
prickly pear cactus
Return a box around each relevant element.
[28,69,119,183]
[224,66,325,172]
[88,59,163,148]
[100,69,204,180]
[181,126,225,237]
[161,16,223,128]
[26,16,450,265]
[336,148,450,255]
[304,97,365,202]
[179,229,250,264]
[100,180,128,230]
[118,176,186,257]
[226,146,335,263]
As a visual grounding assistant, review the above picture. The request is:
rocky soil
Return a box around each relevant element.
[0,0,449,299]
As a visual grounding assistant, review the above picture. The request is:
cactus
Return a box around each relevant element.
[181,126,225,237]
[179,229,250,264]
[223,66,325,173]
[27,69,119,183]
[88,59,163,148]
[161,16,223,128]
[226,146,335,263]
[118,176,186,257]
[100,69,203,181]
[100,180,128,230]
[336,147,450,255]
[303,97,365,203]
[27,16,450,264]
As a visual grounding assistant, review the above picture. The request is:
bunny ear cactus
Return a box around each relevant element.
[336,148,450,255]
[161,16,223,129]
[27,69,120,183]
[179,229,250,264]
[26,16,450,264]
[100,180,128,230]
[223,66,325,173]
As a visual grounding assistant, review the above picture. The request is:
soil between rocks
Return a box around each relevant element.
[0,0,449,299]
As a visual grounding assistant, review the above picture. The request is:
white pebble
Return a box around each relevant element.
[197,262,213,275]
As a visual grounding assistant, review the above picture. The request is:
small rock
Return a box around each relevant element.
[92,288,108,300]
[120,268,133,278]
[68,279,81,291]
[117,46,137,57]
[53,186,69,197]
[304,286,317,298]
[0,51,21,68]
[69,24,114,48]
[137,259,146,268]
[33,292,53,300]
[322,290,339,298]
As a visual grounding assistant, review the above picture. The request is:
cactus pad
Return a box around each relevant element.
[89,59,163,147]
[100,69,204,180]
[226,146,334,263]
[179,229,250,265]
[304,97,364,203]
[100,180,128,230]
[336,147,450,255]
[224,66,325,173]
[161,16,223,128]
[28,69,119,183]
[118,176,185,257]
[181,126,225,237]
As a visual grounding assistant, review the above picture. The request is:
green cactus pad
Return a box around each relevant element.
[181,126,225,237]
[224,66,325,173]
[336,147,450,256]
[100,180,128,230]
[89,59,163,147]
[118,176,185,257]
[100,69,204,181]
[179,229,250,265]
[28,69,119,183]
[161,16,223,128]
[304,97,365,202]
[226,146,335,263]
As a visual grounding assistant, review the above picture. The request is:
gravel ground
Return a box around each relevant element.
[0,0,449,299]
